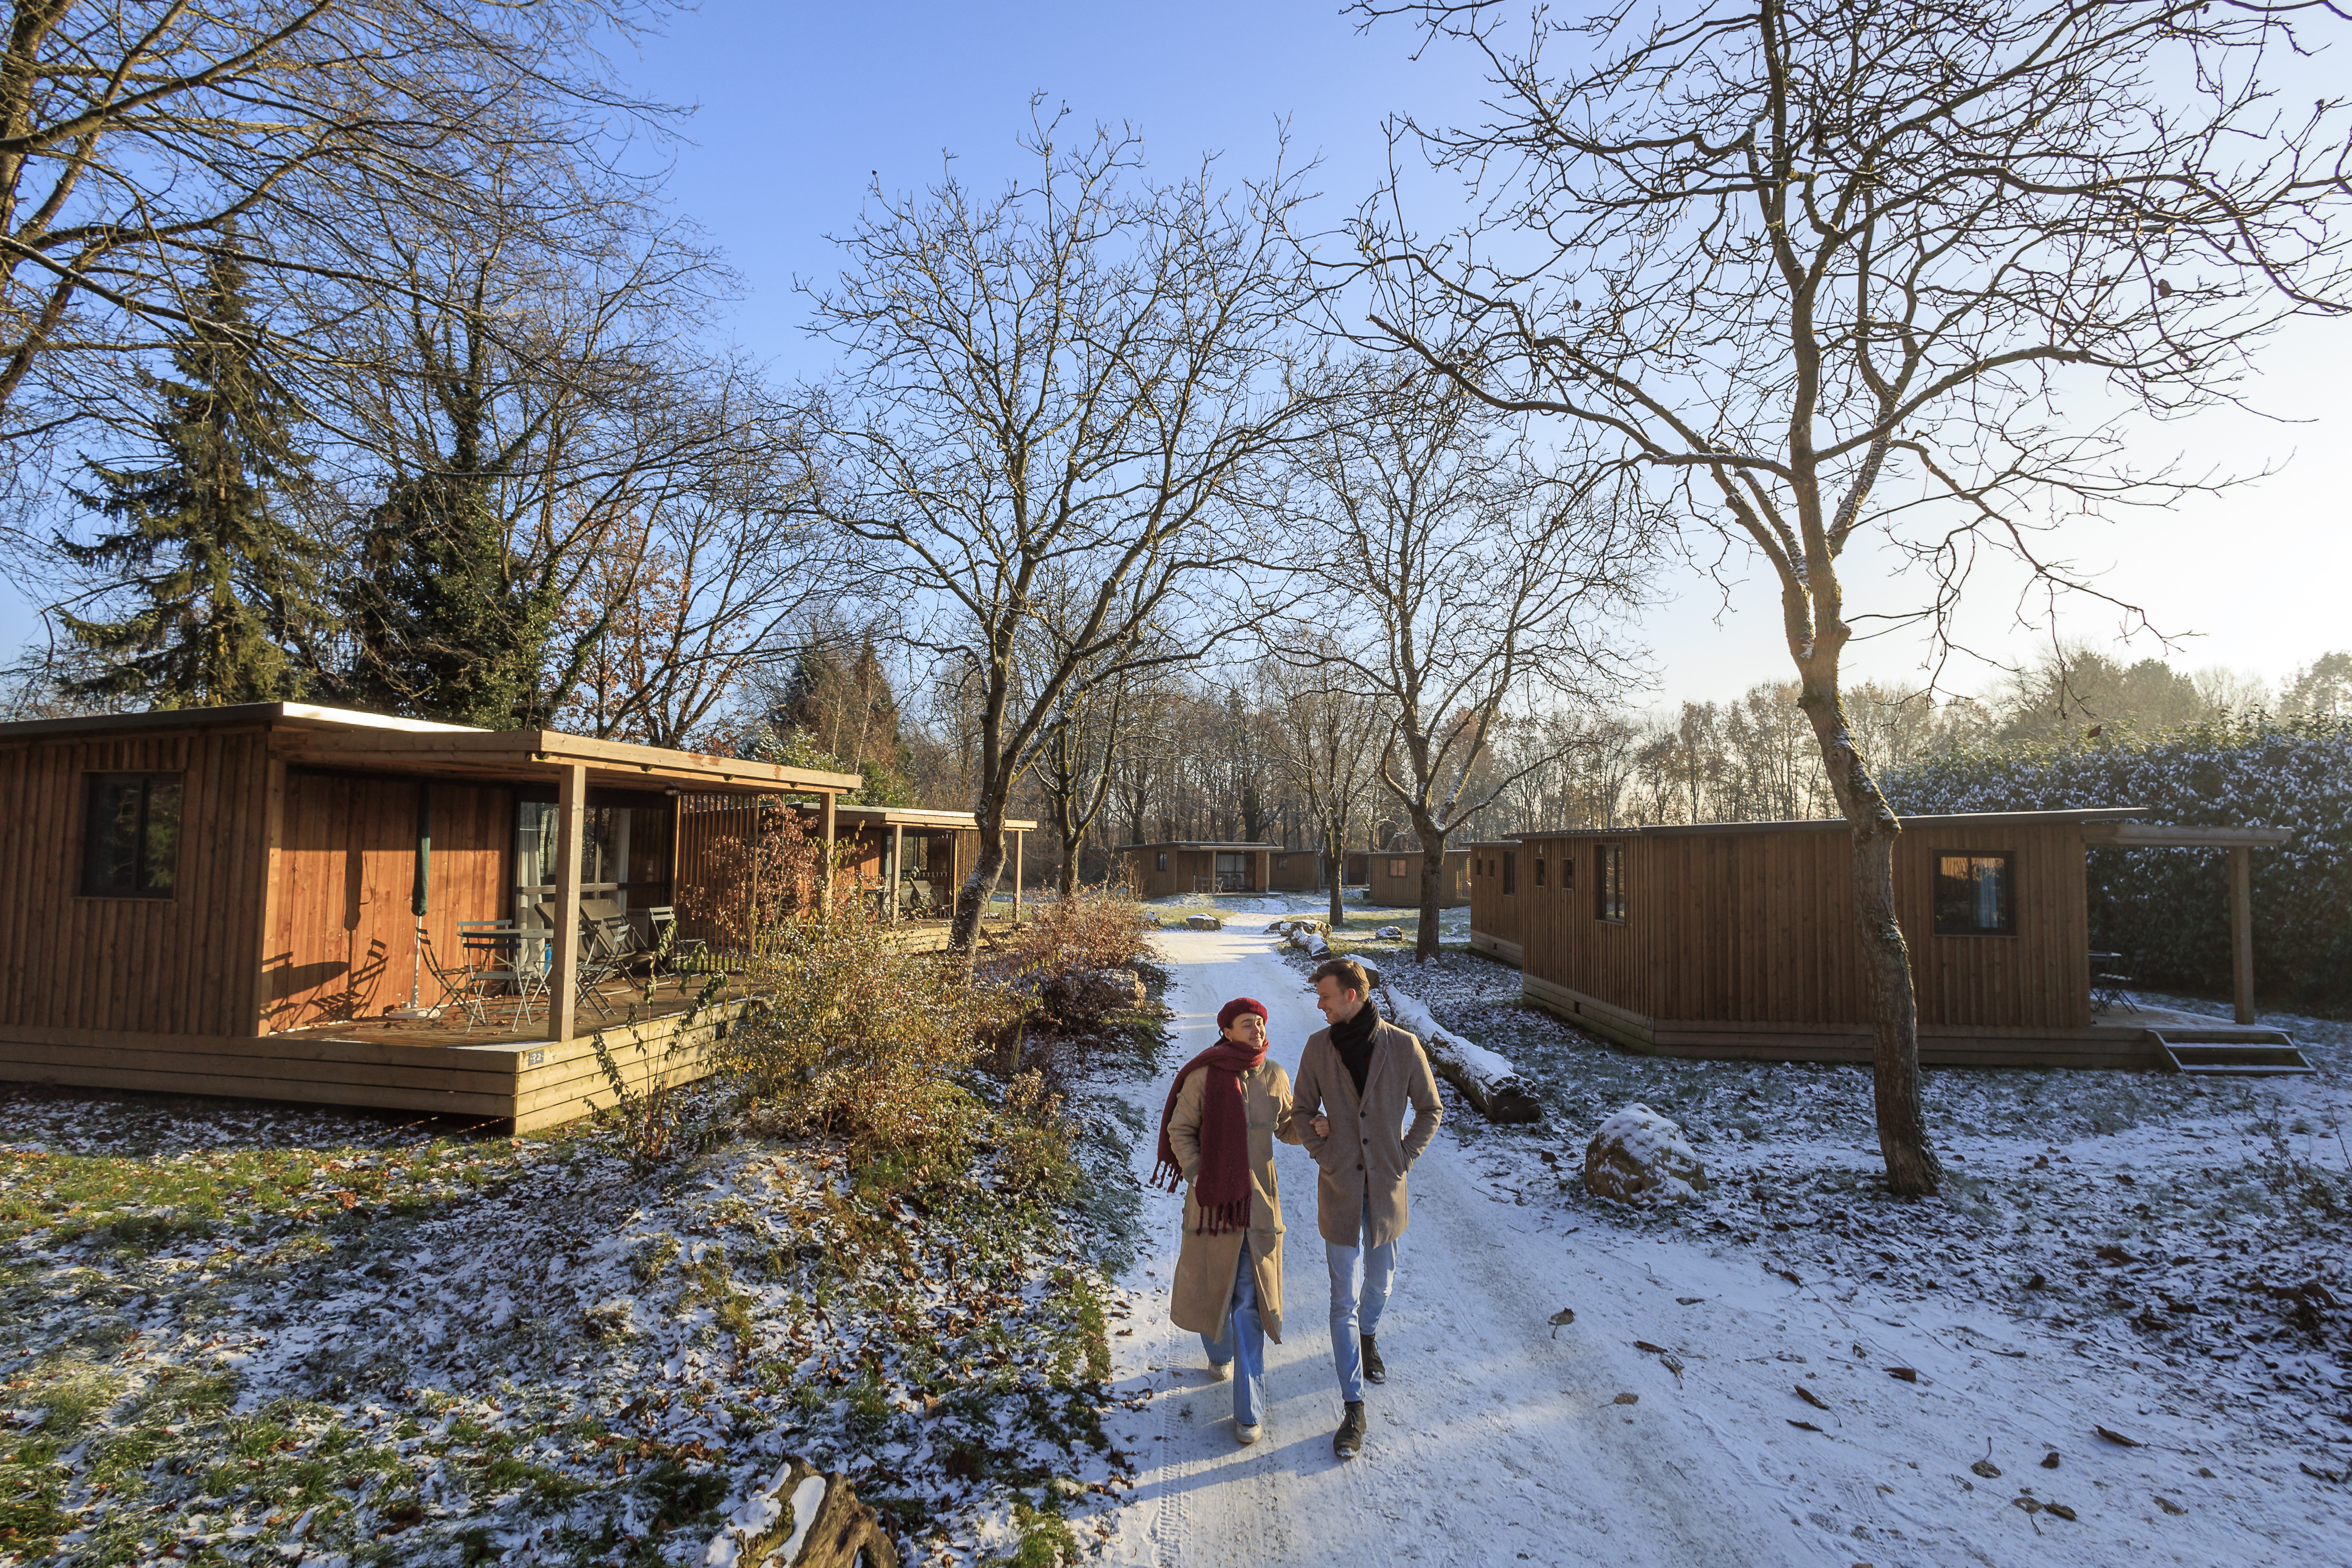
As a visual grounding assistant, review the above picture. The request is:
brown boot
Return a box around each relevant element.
[1333,1400,1368,1459]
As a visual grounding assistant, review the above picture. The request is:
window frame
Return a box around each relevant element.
[1532,855,1546,888]
[1502,851,1517,895]
[1932,850,2018,937]
[1559,848,1575,891]
[1156,852,1168,873]
[80,771,184,900]
[1594,841,1627,923]
[1388,857,1408,878]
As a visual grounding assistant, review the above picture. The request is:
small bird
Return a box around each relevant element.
[1549,1307,1576,1337]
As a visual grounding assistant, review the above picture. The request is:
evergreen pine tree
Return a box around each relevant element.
[337,319,557,728]
[59,237,329,706]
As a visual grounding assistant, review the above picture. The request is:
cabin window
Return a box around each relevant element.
[81,772,182,898]
[1533,856,1546,887]
[1560,850,1575,891]
[1157,852,1169,872]
[1388,857,1408,878]
[1933,853,2015,935]
[1595,842,1626,922]
[1502,852,1517,894]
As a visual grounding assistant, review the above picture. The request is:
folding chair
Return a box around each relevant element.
[415,924,486,1028]
[643,905,708,977]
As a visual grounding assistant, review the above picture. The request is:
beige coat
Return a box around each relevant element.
[1293,1017,1444,1248]
[1166,1059,1300,1342]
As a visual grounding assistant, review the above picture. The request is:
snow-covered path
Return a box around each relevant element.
[1097,924,1810,1568]
[1093,920,2350,1568]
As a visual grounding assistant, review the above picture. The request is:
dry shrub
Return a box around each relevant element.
[1012,885,1154,977]
[995,1069,1080,1203]
[675,799,835,960]
[720,901,1020,1170]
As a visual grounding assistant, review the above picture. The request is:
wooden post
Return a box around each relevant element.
[1012,831,1024,925]
[820,791,837,917]
[2230,844,2255,1025]
[889,822,904,922]
[548,763,587,1043]
[1259,848,1270,894]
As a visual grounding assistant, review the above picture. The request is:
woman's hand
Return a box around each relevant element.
[1310,1115,1331,1140]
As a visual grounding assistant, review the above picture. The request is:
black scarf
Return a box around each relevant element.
[1328,997,1380,1097]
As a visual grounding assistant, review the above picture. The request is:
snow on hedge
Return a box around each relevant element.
[1886,715,2351,1008]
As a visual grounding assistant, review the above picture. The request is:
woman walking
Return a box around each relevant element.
[1154,997,1301,1444]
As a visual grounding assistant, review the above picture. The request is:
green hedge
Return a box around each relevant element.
[1885,716,2352,1011]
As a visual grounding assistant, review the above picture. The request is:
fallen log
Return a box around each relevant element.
[1375,982,1543,1123]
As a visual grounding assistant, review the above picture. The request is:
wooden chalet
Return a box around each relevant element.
[1341,851,1370,887]
[813,803,1035,922]
[1493,809,2302,1071]
[1121,842,1283,898]
[1367,847,1471,909]
[0,703,861,1130]
[1465,840,1524,964]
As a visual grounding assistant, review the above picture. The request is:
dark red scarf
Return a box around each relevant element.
[1151,1038,1266,1235]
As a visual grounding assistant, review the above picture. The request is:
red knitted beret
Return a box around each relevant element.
[1217,997,1269,1031]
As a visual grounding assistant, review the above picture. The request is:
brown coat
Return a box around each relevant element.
[1293,1017,1444,1248]
[1166,1059,1300,1342]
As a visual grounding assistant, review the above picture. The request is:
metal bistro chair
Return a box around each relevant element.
[2090,951,2139,1015]
[571,913,638,1020]
[415,924,488,1028]
[460,921,547,1031]
[642,906,708,979]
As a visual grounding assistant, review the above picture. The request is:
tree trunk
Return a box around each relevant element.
[951,773,1012,960]
[1415,824,1444,963]
[1324,817,1346,928]
[1797,681,1941,1197]
[1057,823,1082,896]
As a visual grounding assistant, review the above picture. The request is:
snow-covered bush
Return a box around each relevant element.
[1886,715,2351,1008]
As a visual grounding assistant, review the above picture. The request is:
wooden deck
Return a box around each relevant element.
[1521,974,2288,1071]
[0,976,752,1133]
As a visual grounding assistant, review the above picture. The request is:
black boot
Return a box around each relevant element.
[1333,1400,1368,1459]
[1361,1333,1387,1385]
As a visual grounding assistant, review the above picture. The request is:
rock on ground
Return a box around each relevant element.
[1584,1104,1708,1200]
[1185,913,1224,931]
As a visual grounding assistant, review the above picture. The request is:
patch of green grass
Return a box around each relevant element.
[993,1498,1081,1567]
[631,1233,681,1283]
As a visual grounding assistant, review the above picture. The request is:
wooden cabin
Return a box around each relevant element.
[1267,849,1323,892]
[0,703,858,1130]
[1367,847,1471,908]
[1465,840,1524,964]
[1503,809,2296,1070]
[803,803,1034,921]
[1121,842,1277,898]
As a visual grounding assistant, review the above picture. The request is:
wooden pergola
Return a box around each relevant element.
[2079,820,2295,1024]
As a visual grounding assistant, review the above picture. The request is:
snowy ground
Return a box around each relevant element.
[1093,899,2352,1568]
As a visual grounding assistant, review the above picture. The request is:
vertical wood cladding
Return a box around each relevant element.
[1368,849,1470,908]
[1519,821,2091,1030]
[264,772,513,1030]
[1467,846,1523,950]
[0,728,270,1038]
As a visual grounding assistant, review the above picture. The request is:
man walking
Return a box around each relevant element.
[1292,955,1443,1458]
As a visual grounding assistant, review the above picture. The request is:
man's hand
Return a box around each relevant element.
[1310,1115,1331,1140]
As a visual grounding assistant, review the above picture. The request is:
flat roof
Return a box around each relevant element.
[820,803,1037,831]
[1517,807,2149,840]
[1121,841,1290,851]
[0,702,861,796]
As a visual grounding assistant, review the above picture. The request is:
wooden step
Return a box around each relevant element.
[2144,1027,2313,1076]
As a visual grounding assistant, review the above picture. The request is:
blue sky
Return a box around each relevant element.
[12,3,2347,705]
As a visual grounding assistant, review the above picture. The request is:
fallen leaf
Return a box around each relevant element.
[1549,1307,1576,1338]
[2012,1496,2042,1514]
[1795,1384,1831,1411]
[1787,1419,1822,1431]
[1972,1459,2002,1479]
[2044,1503,2077,1521]
[1777,1268,1804,1286]
[2095,1245,2137,1264]
[1612,1392,1639,1405]
[2300,1461,2347,1484]
[1634,1341,1668,1354]
[2096,1425,2142,1448]
[1887,1367,1919,1383]
[2154,1495,2186,1516]
[1676,1296,1705,1305]
[2041,1451,2061,1469]
[1115,1328,1132,1337]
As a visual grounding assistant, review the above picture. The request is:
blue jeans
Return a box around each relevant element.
[1199,1245,1265,1427]
[1325,1193,1398,1402]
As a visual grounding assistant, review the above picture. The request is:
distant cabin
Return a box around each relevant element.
[1121,842,1319,898]
[1465,840,1524,963]
[1485,809,2297,1071]
[810,803,1034,921]
[0,703,860,1129]
[1367,848,1471,909]
[1341,851,1369,887]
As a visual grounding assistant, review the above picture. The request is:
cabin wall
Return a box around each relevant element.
[0,727,272,1038]
[1267,851,1319,891]
[1522,823,2090,1031]
[1367,850,1469,908]
[265,772,513,1031]
[1467,847,1523,959]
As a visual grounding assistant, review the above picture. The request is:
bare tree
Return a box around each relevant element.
[800,110,1319,955]
[1265,643,1387,925]
[1284,365,1649,960]
[0,0,683,494]
[1350,0,2352,1193]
